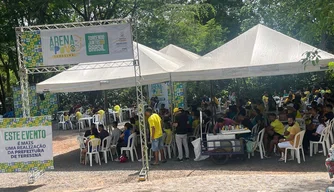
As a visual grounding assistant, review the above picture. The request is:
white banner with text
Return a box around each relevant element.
[41,23,134,66]
[0,126,53,163]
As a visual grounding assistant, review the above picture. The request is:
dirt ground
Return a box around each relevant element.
[0,125,333,192]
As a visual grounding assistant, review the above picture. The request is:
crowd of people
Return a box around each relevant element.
[78,86,334,164]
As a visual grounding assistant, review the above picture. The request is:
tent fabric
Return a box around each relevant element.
[171,24,334,81]
[160,44,200,63]
[36,43,185,93]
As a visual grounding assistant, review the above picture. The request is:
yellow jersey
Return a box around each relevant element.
[270,119,284,135]
[192,119,200,129]
[262,95,269,103]
[296,111,302,118]
[75,111,82,120]
[114,105,121,112]
[148,113,163,139]
[98,110,105,119]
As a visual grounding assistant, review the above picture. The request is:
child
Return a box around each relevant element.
[64,112,71,129]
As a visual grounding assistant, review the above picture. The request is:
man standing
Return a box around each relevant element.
[173,108,190,161]
[145,108,166,165]
[278,114,301,161]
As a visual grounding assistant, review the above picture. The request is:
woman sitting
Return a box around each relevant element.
[81,127,100,164]
[116,123,133,160]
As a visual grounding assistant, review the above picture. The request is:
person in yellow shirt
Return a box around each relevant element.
[278,114,301,161]
[262,93,269,104]
[284,94,293,104]
[145,108,166,165]
[75,109,82,120]
[192,113,200,129]
[114,105,121,121]
[264,113,285,157]
[212,96,219,106]
[97,109,105,123]
[114,105,120,112]
[64,112,71,129]
[64,112,70,121]
[326,87,332,94]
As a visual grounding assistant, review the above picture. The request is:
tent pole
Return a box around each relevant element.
[169,73,175,124]
[210,80,216,123]
[103,90,109,125]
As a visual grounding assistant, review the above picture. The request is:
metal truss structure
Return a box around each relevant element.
[15,19,149,183]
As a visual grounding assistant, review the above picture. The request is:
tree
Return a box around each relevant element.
[240,0,334,52]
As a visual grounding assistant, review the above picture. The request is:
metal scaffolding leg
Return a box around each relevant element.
[134,60,149,181]
[16,28,31,117]
[28,168,45,184]
[19,69,30,117]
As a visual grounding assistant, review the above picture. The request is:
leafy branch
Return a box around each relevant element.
[301,50,321,69]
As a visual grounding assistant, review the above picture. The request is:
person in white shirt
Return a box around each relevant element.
[316,93,323,105]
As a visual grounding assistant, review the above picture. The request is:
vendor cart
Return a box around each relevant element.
[201,138,246,164]
[199,111,251,164]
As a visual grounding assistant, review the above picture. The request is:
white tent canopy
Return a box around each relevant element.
[171,24,334,82]
[160,44,200,62]
[36,43,185,93]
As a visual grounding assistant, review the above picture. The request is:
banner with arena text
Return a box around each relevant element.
[22,23,134,67]
[0,116,53,173]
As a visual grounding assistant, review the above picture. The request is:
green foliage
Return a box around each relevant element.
[137,3,226,54]
[301,50,321,69]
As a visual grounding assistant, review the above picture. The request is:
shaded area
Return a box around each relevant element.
[52,147,328,173]
[0,184,45,192]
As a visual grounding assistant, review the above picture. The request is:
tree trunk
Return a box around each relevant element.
[0,75,7,114]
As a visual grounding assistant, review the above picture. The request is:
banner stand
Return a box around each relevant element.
[28,169,45,184]
[15,19,150,182]
[0,116,54,184]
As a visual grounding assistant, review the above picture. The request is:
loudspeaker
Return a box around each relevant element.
[39,94,45,101]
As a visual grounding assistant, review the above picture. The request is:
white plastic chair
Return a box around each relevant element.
[121,133,138,162]
[310,127,329,157]
[296,118,306,130]
[249,128,265,159]
[77,136,86,163]
[100,136,112,163]
[110,134,119,158]
[285,130,306,164]
[77,119,84,132]
[92,114,100,128]
[328,119,334,145]
[108,109,117,122]
[164,133,175,159]
[118,109,123,122]
[58,115,66,130]
[251,124,259,135]
[85,138,101,166]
